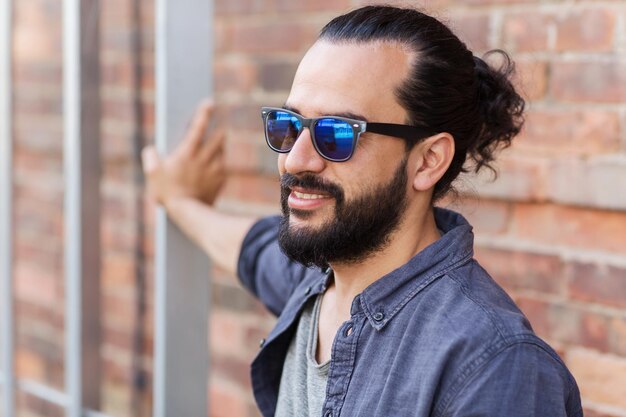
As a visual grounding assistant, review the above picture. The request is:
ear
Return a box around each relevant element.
[409,133,455,192]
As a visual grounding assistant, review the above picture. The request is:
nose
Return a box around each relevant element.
[281,128,326,175]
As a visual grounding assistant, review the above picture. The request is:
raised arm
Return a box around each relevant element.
[141,101,257,276]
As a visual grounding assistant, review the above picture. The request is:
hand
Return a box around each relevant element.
[142,100,226,208]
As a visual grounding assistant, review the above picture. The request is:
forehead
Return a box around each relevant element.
[286,40,413,122]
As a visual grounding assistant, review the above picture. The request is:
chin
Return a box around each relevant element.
[288,208,329,229]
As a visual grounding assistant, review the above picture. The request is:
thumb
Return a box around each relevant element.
[141,145,161,174]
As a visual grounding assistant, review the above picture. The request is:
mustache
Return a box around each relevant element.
[280,173,344,203]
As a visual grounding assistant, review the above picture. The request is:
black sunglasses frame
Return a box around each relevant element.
[261,107,438,162]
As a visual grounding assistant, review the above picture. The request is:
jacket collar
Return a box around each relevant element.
[344,207,474,330]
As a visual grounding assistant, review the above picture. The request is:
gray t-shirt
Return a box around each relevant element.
[275,294,329,417]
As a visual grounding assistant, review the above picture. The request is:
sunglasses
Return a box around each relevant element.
[261,107,437,162]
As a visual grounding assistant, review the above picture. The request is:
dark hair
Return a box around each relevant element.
[319,5,525,200]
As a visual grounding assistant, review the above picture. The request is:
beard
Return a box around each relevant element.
[278,158,409,270]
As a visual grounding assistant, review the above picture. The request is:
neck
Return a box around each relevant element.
[327,206,441,318]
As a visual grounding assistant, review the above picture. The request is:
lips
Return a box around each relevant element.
[288,186,333,210]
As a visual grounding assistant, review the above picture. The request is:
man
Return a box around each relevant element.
[143,6,582,417]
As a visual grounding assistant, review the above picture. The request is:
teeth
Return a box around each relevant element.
[293,191,326,200]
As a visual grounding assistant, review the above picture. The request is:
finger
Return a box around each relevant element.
[199,128,226,162]
[141,145,161,174]
[180,99,215,155]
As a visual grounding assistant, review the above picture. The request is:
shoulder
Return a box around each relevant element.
[403,259,581,416]
[436,340,582,417]
[402,258,534,347]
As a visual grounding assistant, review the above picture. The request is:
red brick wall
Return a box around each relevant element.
[10,0,626,416]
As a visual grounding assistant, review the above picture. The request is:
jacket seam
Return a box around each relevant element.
[434,337,574,417]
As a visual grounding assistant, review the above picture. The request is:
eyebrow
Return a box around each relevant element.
[282,103,370,123]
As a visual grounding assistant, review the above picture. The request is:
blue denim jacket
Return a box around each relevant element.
[237,208,583,417]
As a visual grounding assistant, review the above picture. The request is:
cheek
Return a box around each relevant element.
[277,154,287,175]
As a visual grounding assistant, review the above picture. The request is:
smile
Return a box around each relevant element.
[288,187,333,211]
[293,191,327,200]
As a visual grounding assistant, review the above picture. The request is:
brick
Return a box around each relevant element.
[460,154,549,202]
[14,204,63,248]
[102,216,137,252]
[14,161,64,199]
[16,324,64,387]
[228,20,320,54]
[13,85,63,115]
[447,198,512,235]
[102,252,136,289]
[100,0,132,22]
[101,352,133,385]
[512,203,626,254]
[214,20,232,54]
[567,348,626,409]
[14,115,63,155]
[102,27,134,52]
[210,310,247,357]
[548,156,626,211]
[101,49,133,76]
[258,60,297,92]
[550,61,626,103]
[353,0,451,9]
[547,303,582,346]
[219,103,265,131]
[474,247,564,295]
[273,0,351,12]
[503,12,554,53]
[100,380,133,417]
[103,292,136,327]
[609,316,626,356]
[225,133,278,175]
[225,131,264,173]
[221,173,281,206]
[14,263,58,307]
[622,110,626,152]
[15,301,62,328]
[516,296,550,336]
[450,13,491,52]
[519,296,612,351]
[14,0,62,62]
[210,384,253,417]
[212,281,267,314]
[513,59,548,101]
[215,58,258,94]
[569,262,626,309]
[103,95,135,124]
[102,325,134,352]
[212,355,254,389]
[459,0,534,4]
[18,391,65,417]
[555,9,616,52]
[13,60,63,86]
[518,109,620,156]
[579,309,610,353]
[215,0,272,16]
[15,350,47,382]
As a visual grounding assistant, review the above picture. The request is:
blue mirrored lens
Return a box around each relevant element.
[266,111,301,151]
[314,118,354,160]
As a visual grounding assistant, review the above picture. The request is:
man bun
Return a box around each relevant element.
[470,50,525,174]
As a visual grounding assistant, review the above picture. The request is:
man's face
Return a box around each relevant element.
[277,40,415,268]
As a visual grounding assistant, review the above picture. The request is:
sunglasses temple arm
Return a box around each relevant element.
[366,122,437,141]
